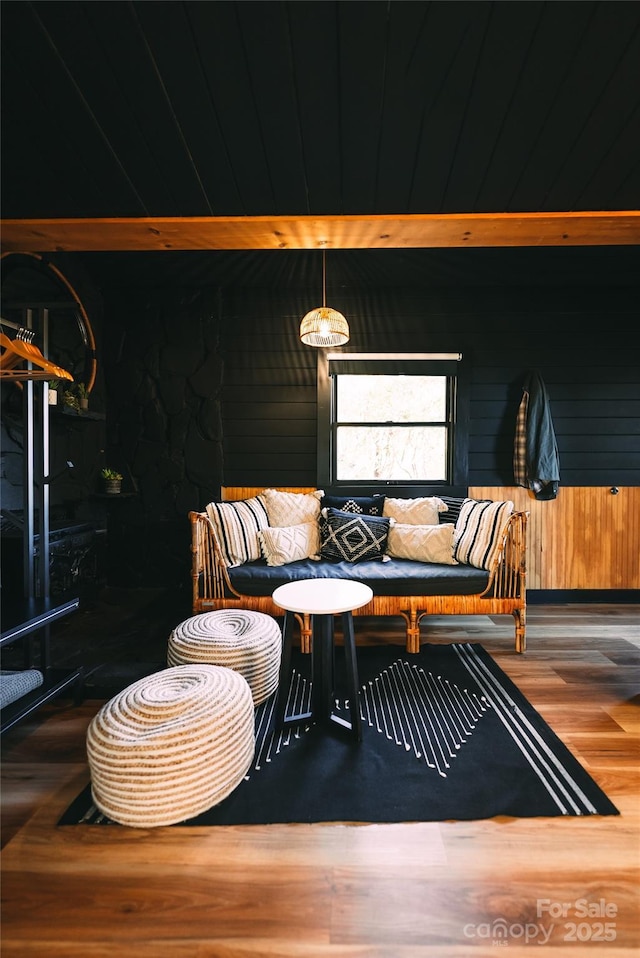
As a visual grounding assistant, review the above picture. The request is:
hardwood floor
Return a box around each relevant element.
[2,597,639,956]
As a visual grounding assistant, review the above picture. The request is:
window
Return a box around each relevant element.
[318,353,468,492]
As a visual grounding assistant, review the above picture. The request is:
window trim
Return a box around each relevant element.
[317,352,469,495]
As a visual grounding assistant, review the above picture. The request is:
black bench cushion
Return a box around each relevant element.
[228,557,489,597]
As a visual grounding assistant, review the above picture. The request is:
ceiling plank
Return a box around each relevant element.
[1,212,639,254]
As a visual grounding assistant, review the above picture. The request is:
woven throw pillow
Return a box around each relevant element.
[321,494,385,516]
[320,507,391,563]
[262,488,324,527]
[206,496,269,567]
[383,496,448,525]
[258,522,320,567]
[453,498,514,571]
[387,522,458,564]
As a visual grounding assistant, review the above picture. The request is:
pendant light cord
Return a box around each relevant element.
[322,249,326,308]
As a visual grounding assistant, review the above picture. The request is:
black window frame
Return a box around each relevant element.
[317,352,469,496]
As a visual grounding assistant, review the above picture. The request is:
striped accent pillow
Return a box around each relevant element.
[438,496,466,525]
[206,496,269,567]
[453,499,514,571]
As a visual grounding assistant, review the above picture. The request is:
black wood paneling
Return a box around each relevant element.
[222,284,640,488]
[33,248,635,588]
[64,249,639,502]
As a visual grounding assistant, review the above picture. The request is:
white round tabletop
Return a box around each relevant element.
[272,578,373,615]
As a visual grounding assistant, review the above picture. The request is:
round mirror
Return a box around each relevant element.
[1,251,97,390]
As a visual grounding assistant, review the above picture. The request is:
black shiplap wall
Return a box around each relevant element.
[221,285,640,489]
[86,253,638,589]
[221,288,318,487]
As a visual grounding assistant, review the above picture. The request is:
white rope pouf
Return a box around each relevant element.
[86,665,254,827]
[167,610,282,706]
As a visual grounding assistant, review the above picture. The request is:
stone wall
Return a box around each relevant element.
[103,287,223,590]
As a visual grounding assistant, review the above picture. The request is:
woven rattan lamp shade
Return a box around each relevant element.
[300,306,349,347]
[300,250,349,347]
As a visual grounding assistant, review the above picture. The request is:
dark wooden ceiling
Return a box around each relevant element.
[1,0,639,287]
[3,1,640,221]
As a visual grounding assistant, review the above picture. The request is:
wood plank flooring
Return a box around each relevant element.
[2,598,639,956]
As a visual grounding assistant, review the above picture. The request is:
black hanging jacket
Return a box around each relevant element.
[513,370,560,500]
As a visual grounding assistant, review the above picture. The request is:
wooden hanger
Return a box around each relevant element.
[0,331,73,381]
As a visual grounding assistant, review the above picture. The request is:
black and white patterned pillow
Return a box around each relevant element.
[321,494,385,516]
[320,507,391,562]
[438,496,466,525]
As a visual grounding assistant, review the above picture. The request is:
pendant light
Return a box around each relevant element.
[299,250,349,347]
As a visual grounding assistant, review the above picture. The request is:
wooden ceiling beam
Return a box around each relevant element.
[1,211,639,253]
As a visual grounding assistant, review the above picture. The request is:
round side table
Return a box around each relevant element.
[272,578,373,741]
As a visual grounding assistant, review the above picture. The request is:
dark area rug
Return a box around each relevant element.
[59,643,618,826]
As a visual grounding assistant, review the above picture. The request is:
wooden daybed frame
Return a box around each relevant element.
[189,488,528,654]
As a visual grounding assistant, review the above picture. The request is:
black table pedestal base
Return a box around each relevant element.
[275,609,362,741]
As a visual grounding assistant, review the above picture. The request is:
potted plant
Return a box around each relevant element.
[48,380,60,405]
[61,382,89,412]
[62,386,80,411]
[77,382,89,411]
[101,467,123,495]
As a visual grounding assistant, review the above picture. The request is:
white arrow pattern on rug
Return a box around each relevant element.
[246,659,490,780]
[357,660,489,778]
[246,668,314,776]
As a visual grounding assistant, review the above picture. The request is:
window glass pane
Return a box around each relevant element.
[336,426,447,481]
[337,375,446,422]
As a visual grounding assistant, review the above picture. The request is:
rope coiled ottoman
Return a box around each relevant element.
[167,610,282,706]
[86,664,254,827]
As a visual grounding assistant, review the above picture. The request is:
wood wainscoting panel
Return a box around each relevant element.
[222,487,316,501]
[470,486,640,590]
